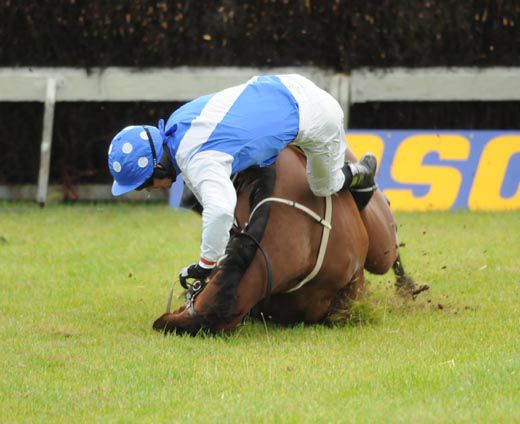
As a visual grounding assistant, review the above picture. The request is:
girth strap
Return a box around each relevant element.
[247,195,333,294]
[249,197,332,230]
[285,195,332,293]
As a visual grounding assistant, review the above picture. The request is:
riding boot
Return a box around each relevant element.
[341,153,378,191]
[341,153,378,211]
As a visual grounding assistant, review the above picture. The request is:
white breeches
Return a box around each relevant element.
[279,75,347,197]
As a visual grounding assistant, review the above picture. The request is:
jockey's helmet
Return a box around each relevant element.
[108,125,164,196]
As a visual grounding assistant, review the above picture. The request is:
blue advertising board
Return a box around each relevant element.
[170,131,520,211]
[348,131,520,210]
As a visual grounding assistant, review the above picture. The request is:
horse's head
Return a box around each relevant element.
[152,306,199,336]
[152,249,266,335]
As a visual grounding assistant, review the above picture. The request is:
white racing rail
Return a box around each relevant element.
[1,66,520,204]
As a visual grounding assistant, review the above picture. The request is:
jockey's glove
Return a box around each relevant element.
[179,263,213,289]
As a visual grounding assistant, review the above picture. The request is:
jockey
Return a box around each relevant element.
[108,74,377,283]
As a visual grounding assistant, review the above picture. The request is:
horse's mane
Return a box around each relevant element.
[200,165,276,329]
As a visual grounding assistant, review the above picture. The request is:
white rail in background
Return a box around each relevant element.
[1,66,519,203]
[0,66,341,101]
[350,67,520,103]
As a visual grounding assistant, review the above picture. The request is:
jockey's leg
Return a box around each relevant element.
[292,92,347,197]
[292,92,377,199]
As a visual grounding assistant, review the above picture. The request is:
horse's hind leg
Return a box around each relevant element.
[392,254,413,291]
[344,148,397,274]
[360,192,428,297]
[345,148,429,297]
[393,254,429,298]
[359,189,399,275]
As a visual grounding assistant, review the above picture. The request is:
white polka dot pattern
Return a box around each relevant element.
[122,142,133,154]
[140,131,148,140]
[137,157,148,168]
[113,161,122,172]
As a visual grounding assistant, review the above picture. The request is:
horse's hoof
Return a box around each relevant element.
[411,284,430,299]
[396,282,429,299]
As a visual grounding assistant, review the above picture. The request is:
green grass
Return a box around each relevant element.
[1,203,519,423]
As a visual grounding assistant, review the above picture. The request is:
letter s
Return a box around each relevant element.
[345,134,385,166]
[385,135,470,210]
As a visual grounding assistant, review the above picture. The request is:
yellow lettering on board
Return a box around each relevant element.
[345,134,384,167]
[469,135,520,210]
[385,135,470,211]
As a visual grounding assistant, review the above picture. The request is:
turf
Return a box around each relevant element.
[0,203,518,423]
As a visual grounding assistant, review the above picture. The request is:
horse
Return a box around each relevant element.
[152,146,424,335]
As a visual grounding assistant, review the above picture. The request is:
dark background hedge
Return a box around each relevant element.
[1,0,519,185]
[2,0,519,69]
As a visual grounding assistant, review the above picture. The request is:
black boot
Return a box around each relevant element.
[342,153,378,191]
[341,153,378,211]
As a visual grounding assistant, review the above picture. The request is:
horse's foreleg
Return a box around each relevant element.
[253,285,350,326]
[325,269,366,324]
[359,189,399,275]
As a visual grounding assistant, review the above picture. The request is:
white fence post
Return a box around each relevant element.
[36,78,57,206]
[338,74,350,129]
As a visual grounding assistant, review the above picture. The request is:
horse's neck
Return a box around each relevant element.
[194,148,322,330]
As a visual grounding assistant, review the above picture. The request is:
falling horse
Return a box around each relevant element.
[153,146,423,335]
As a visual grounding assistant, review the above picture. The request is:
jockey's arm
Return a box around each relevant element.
[184,151,237,267]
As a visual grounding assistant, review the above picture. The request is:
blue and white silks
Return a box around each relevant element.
[163,75,300,175]
[161,74,346,264]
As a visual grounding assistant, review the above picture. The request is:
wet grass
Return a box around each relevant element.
[0,203,518,423]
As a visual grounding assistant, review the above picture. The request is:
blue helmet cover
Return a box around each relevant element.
[107,125,164,196]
